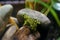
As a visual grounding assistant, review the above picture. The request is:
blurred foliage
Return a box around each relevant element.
[25,0,60,40]
[57,37,60,40]
[25,0,60,27]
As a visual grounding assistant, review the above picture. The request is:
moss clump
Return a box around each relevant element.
[19,14,40,31]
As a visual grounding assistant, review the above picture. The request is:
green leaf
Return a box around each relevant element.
[35,0,60,27]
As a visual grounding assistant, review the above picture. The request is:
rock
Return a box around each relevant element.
[9,17,19,25]
[0,4,13,37]
[17,8,51,26]
[2,25,18,40]
[12,25,40,40]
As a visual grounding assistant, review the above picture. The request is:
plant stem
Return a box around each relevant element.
[41,8,47,13]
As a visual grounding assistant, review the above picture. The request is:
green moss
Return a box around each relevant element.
[20,14,40,31]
